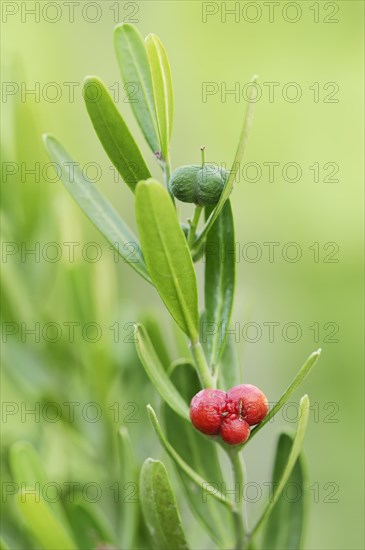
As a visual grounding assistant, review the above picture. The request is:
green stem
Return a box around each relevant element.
[201,145,206,166]
[164,156,175,205]
[190,340,215,388]
[188,205,202,248]
[228,450,248,549]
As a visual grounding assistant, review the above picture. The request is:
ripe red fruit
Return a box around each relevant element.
[226,384,269,426]
[189,389,227,435]
[189,384,269,445]
[220,416,250,445]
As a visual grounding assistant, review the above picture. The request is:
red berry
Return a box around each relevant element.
[190,389,227,435]
[189,383,269,445]
[220,416,250,445]
[226,384,269,426]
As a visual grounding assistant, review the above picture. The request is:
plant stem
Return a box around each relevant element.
[164,156,175,204]
[188,205,202,248]
[228,449,248,550]
[190,340,215,388]
[201,145,206,166]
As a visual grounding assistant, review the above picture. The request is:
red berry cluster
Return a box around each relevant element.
[189,384,269,445]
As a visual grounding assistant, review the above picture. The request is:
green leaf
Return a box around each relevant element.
[147,405,233,509]
[10,441,49,487]
[141,311,172,370]
[117,427,139,548]
[83,76,151,192]
[248,349,321,442]
[192,76,258,255]
[145,33,174,161]
[167,357,195,376]
[172,322,192,358]
[9,442,64,521]
[43,134,151,283]
[139,458,190,550]
[262,433,307,549]
[249,395,310,540]
[135,179,199,341]
[218,332,240,390]
[114,23,160,155]
[204,199,235,371]
[163,362,235,547]
[65,499,115,549]
[15,491,77,550]
[9,442,79,548]
[135,323,190,420]
[0,536,10,550]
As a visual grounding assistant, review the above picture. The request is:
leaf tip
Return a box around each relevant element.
[83,75,99,85]
[42,132,54,146]
[310,348,322,364]
[42,133,58,155]
[113,21,126,33]
[146,457,158,465]
[146,405,158,427]
[118,425,128,437]
[299,394,310,410]
[114,21,139,38]
[145,32,158,45]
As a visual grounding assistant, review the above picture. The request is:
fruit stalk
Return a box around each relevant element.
[229,449,248,549]
[188,205,203,248]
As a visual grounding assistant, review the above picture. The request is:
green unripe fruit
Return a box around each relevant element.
[169,164,228,206]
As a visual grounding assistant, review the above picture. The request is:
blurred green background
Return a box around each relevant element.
[1,1,364,549]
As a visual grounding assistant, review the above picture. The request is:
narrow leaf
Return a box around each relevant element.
[10,441,49,487]
[9,442,64,521]
[139,458,190,550]
[204,199,235,370]
[218,332,240,390]
[192,76,258,255]
[135,324,190,420]
[249,349,321,441]
[66,500,115,549]
[114,23,160,154]
[145,33,174,161]
[16,492,76,550]
[43,134,151,283]
[163,362,235,547]
[167,357,195,376]
[173,322,192,358]
[135,179,199,341]
[262,433,307,549]
[117,427,139,548]
[83,76,151,192]
[147,404,233,509]
[141,311,172,370]
[249,395,310,539]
